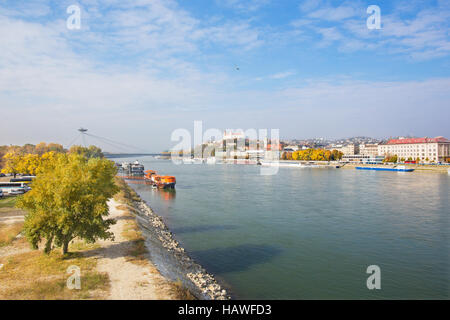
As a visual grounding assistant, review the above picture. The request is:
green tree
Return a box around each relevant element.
[68,145,104,159]
[17,153,118,254]
[330,149,343,161]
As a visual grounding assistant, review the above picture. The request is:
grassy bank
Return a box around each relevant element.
[0,181,111,299]
[0,222,24,247]
[0,197,17,209]
[0,178,195,300]
[0,195,110,299]
[0,239,109,299]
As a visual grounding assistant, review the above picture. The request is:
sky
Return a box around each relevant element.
[0,0,449,152]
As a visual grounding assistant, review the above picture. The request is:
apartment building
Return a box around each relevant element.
[328,144,359,155]
[378,136,450,162]
[359,144,379,157]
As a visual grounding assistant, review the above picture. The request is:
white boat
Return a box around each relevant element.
[120,161,145,175]
[206,157,216,164]
[130,160,145,175]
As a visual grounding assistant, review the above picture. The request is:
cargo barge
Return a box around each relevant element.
[117,161,176,189]
[144,170,176,189]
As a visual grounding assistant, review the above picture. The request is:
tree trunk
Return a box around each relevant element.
[44,236,53,254]
[62,240,69,255]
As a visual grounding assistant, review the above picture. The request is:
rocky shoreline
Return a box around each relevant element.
[129,197,230,300]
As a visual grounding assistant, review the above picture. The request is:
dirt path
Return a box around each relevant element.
[94,199,175,300]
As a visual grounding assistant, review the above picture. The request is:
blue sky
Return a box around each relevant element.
[0,0,449,152]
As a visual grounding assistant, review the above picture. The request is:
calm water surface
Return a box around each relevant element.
[118,156,449,299]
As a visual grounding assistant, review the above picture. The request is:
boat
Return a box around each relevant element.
[118,160,146,179]
[356,165,414,172]
[130,160,145,176]
[206,157,216,165]
[121,162,130,171]
[144,170,176,189]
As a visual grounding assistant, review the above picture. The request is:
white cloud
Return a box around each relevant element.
[217,0,271,12]
[299,0,323,13]
[270,71,296,79]
[291,1,450,60]
[307,4,359,21]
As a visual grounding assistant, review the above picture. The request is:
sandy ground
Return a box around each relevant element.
[0,240,29,258]
[0,214,24,225]
[94,199,174,300]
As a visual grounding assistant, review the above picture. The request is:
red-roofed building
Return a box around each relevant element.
[378,136,450,162]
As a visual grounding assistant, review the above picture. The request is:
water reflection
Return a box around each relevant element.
[155,189,176,201]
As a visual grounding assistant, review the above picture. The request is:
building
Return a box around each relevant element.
[328,144,359,155]
[359,144,379,157]
[283,145,299,152]
[378,136,450,162]
[342,155,385,164]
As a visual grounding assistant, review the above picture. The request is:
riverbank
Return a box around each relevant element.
[116,179,230,300]
[172,160,449,174]
[0,183,194,300]
[271,160,449,173]
[93,198,193,299]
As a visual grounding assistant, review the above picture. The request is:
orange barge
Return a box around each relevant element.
[145,170,176,189]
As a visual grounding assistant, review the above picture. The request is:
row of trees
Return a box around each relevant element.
[282,149,344,161]
[383,155,434,163]
[1,143,103,177]
[0,142,65,158]
[1,152,58,177]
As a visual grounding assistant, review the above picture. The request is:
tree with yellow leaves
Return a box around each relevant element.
[17,154,41,176]
[17,153,118,254]
[1,152,23,178]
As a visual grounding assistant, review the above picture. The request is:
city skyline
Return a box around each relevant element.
[1,0,449,152]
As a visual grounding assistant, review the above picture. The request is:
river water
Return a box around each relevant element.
[117,156,449,299]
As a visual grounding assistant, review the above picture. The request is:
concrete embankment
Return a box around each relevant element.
[129,197,230,300]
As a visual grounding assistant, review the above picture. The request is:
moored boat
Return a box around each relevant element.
[144,170,176,189]
[356,165,414,172]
